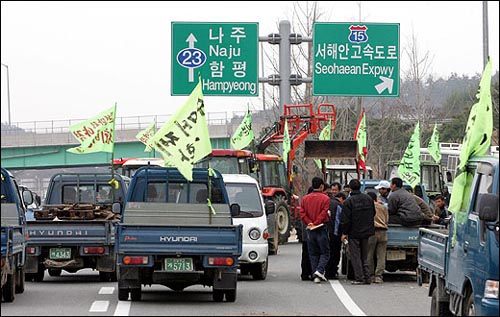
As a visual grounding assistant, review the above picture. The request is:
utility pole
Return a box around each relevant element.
[482,1,489,68]
[1,63,11,126]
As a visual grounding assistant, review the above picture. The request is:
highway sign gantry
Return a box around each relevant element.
[171,22,259,96]
[313,22,400,97]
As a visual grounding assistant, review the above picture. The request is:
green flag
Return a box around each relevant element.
[449,59,493,217]
[136,120,156,152]
[315,119,332,169]
[67,103,117,154]
[150,77,212,182]
[354,109,367,172]
[230,107,254,150]
[427,123,441,163]
[282,119,291,164]
[398,121,421,188]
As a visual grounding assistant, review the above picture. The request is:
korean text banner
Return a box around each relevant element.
[397,121,421,188]
[230,108,254,150]
[150,78,212,181]
[136,120,156,152]
[67,104,116,154]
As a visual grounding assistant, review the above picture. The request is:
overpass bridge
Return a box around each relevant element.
[0,111,260,169]
[1,111,275,196]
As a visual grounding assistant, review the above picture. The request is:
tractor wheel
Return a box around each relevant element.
[274,197,291,245]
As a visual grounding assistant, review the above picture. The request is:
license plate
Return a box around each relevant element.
[386,250,406,261]
[49,248,71,260]
[165,258,193,272]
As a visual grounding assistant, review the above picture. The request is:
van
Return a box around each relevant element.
[222,174,275,280]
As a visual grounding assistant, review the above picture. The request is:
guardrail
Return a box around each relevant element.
[0,111,247,136]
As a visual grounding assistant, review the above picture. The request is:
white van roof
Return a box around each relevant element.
[222,174,259,186]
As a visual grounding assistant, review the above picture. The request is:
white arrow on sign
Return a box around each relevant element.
[186,33,197,82]
[375,76,394,94]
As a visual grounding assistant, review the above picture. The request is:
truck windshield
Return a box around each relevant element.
[195,157,247,174]
[226,183,263,217]
[258,161,287,190]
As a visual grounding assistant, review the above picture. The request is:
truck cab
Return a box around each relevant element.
[418,156,499,316]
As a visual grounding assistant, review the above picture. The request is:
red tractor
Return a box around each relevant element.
[197,104,337,251]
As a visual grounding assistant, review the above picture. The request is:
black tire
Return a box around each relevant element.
[2,272,16,302]
[99,271,111,282]
[268,238,279,255]
[430,287,452,316]
[48,269,62,277]
[118,288,129,301]
[251,260,268,280]
[225,289,236,302]
[462,288,475,316]
[274,198,291,245]
[25,273,34,282]
[213,289,224,302]
[130,288,142,301]
[15,267,25,294]
[110,271,118,282]
[34,265,45,282]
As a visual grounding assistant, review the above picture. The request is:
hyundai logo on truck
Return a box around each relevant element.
[160,236,198,243]
[28,230,89,236]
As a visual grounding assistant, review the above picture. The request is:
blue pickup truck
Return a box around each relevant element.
[417,156,499,316]
[1,168,33,302]
[341,179,440,278]
[25,173,128,282]
[116,167,243,302]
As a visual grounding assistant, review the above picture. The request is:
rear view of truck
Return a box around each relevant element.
[25,173,128,282]
[1,168,33,302]
[116,167,242,302]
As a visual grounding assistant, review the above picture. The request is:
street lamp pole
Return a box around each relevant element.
[1,63,11,126]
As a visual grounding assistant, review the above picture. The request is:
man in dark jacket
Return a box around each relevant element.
[341,179,375,285]
[388,177,424,226]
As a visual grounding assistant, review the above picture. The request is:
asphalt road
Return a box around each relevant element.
[1,241,432,316]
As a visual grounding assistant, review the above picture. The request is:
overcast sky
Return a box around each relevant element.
[1,1,499,125]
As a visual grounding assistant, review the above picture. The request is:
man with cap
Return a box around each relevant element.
[374,180,391,207]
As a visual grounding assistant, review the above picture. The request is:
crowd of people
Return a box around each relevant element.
[299,176,452,285]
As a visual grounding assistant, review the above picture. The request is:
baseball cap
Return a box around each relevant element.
[375,180,391,189]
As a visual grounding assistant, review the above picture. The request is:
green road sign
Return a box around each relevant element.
[313,22,400,97]
[171,22,259,96]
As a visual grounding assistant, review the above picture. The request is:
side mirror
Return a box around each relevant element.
[22,189,34,206]
[230,203,240,217]
[478,193,498,222]
[112,202,122,214]
[265,201,275,215]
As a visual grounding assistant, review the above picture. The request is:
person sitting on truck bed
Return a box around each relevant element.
[387,177,424,227]
[413,194,433,225]
[374,180,391,207]
[432,195,452,228]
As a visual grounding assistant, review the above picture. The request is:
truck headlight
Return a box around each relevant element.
[249,228,261,240]
[484,280,499,299]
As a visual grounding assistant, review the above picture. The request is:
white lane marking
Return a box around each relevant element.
[329,280,366,316]
[89,300,110,312]
[99,287,115,295]
[114,301,131,316]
